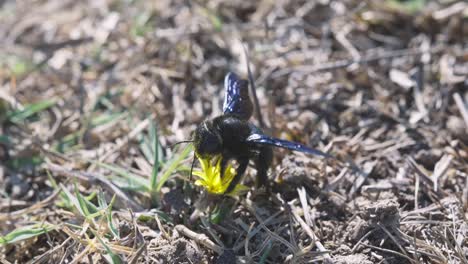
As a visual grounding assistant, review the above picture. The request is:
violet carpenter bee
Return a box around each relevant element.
[193,72,331,194]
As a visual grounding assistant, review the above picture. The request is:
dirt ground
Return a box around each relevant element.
[1,0,468,263]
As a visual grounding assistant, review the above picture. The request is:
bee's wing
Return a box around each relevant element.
[246,133,333,158]
[223,72,253,120]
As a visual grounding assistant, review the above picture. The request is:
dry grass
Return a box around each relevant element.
[1,0,467,263]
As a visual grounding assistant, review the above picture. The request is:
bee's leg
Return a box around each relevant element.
[220,157,228,178]
[254,146,273,189]
[225,157,249,194]
[219,153,234,179]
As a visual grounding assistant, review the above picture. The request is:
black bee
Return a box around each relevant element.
[193,72,330,194]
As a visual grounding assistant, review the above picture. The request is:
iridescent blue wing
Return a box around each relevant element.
[246,133,333,158]
[223,72,253,120]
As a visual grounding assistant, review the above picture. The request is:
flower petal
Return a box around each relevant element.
[193,154,246,196]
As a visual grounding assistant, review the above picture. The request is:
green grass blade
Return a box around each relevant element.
[139,122,164,173]
[0,135,10,145]
[60,183,86,216]
[149,123,161,206]
[97,192,120,239]
[149,123,159,191]
[7,99,56,123]
[94,161,149,191]
[130,11,152,37]
[136,210,172,224]
[2,55,35,77]
[259,241,273,264]
[60,183,99,219]
[0,223,56,245]
[6,155,43,170]
[139,136,154,165]
[90,112,126,128]
[107,175,149,192]
[75,185,92,217]
[156,143,193,191]
[93,231,122,264]
[387,0,426,13]
[78,191,101,219]
[46,170,72,209]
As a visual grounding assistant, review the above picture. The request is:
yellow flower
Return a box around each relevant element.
[192,155,248,196]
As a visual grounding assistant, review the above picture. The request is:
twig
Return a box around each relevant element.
[453,93,468,132]
[378,224,417,264]
[407,158,448,199]
[433,2,468,20]
[155,215,170,240]
[128,242,147,264]
[1,258,13,264]
[333,24,361,62]
[251,206,299,254]
[0,188,61,221]
[361,243,417,263]
[432,155,452,192]
[324,167,348,192]
[291,208,333,263]
[349,161,376,197]
[272,46,445,77]
[29,237,73,264]
[232,210,283,251]
[175,225,224,255]
[297,187,314,231]
[415,171,420,210]
[351,229,376,253]
[69,244,92,264]
[242,43,265,128]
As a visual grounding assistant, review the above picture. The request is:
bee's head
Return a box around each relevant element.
[194,120,223,158]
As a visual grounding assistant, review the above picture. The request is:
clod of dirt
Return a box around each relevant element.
[346,198,402,244]
[361,199,400,227]
[147,235,207,264]
[333,253,373,264]
[346,216,370,243]
[275,155,321,199]
[334,244,352,255]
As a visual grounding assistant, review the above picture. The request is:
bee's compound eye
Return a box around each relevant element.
[198,133,221,155]
[194,122,222,156]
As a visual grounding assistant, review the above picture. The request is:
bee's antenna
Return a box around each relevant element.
[242,43,265,129]
[171,140,194,148]
[189,153,196,181]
